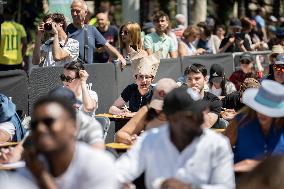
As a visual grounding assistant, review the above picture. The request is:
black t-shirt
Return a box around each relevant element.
[94,25,119,63]
[219,34,251,53]
[222,91,244,111]
[121,83,154,112]
[203,92,222,115]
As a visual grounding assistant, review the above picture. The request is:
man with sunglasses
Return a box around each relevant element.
[18,96,118,189]
[266,53,284,85]
[116,87,235,189]
[229,52,262,90]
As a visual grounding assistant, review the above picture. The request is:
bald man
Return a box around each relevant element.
[66,0,125,67]
[94,12,119,63]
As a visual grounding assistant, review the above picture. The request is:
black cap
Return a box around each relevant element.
[240,52,254,62]
[48,87,82,105]
[229,18,242,28]
[163,87,208,115]
[209,64,224,83]
[275,27,284,38]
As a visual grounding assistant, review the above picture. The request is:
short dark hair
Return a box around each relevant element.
[43,13,67,30]
[184,63,207,77]
[64,60,85,78]
[33,96,76,121]
[152,11,170,23]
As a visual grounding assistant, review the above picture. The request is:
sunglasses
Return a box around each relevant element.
[30,117,56,130]
[60,74,77,83]
[273,65,284,72]
[240,60,251,64]
[136,75,153,80]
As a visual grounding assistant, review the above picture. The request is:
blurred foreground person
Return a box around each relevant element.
[237,155,284,189]
[116,87,235,189]
[18,96,118,189]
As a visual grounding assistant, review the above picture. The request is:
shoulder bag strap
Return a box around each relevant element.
[83,25,89,63]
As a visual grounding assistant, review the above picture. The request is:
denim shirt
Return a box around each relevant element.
[0,94,26,141]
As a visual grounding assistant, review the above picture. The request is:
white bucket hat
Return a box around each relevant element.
[243,80,284,117]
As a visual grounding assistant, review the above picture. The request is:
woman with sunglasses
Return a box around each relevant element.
[61,61,98,117]
[229,52,262,90]
[118,22,144,61]
[267,53,284,85]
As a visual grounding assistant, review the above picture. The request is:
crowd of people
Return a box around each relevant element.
[1,0,284,188]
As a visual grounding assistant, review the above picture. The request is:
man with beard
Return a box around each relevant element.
[144,11,177,59]
[184,63,222,128]
[109,51,159,117]
[116,87,235,189]
[17,96,118,189]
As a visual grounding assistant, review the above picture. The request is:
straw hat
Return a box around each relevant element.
[243,80,284,117]
[130,50,160,77]
[270,45,284,58]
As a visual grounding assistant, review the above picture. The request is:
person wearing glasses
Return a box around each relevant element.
[118,22,143,61]
[229,52,262,90]
[109,51,160,117]
[61,61,98,117]
[266,53,284,85]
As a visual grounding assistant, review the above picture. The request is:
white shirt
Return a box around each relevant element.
[210,85,222,96]
[77,89,98,117]
[18,142,118,189]
[116,125,235,189]
[41,38,79,67]
[0,121,15,140]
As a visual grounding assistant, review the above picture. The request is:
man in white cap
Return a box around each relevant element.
[116,87,235,189]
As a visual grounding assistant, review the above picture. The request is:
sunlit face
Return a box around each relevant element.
[257,112,273,127]
[273,65,284,84]
[96,13,108,30]
[186,72,207,94]
[71,2,87,25]
[188,33,200,43]
[62,70,80,91]
[31,103,76,154]
[120,26,130,44]
[240,60,253,73]
[135,74,154,92]
[154,16,169,33]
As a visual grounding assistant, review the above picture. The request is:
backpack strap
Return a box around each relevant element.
[83,25,89,63]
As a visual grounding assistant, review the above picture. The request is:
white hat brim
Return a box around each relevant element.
[243,89,284,118]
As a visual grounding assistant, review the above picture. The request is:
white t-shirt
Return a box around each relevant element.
[0,121,15,140]
[41,38,79,67]
[210,85,222,96]
[77,90,98,117]
[18,142,119,189]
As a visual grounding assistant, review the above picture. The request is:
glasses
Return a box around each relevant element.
[121,30,129,35]
[136,75,153,80]
[30,117,56,130]
[60,74,77,83]
[273,65,284,72]
[240,60,251,64]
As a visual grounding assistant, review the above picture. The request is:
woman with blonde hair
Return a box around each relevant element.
[119,22,143,60]
[178,25,205,57]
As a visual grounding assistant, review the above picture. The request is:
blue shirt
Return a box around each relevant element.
[66,24,107,64]
[234,114,284,163]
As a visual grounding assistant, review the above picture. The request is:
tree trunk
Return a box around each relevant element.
[189,0,207,25]
[237,0,245,18]
[273,0,280,18]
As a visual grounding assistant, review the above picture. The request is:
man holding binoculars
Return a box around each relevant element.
[32,13,79,67]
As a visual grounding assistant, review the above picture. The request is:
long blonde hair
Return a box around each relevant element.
[119,22,143,51]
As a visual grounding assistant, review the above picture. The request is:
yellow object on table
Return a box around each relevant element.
[212,129,225,133]
[105,142,131,150]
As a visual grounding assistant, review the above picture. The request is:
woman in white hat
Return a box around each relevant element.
[224,80,284,172]
[109,51,160,117]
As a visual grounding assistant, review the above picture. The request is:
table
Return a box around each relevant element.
[0,142,18,148]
